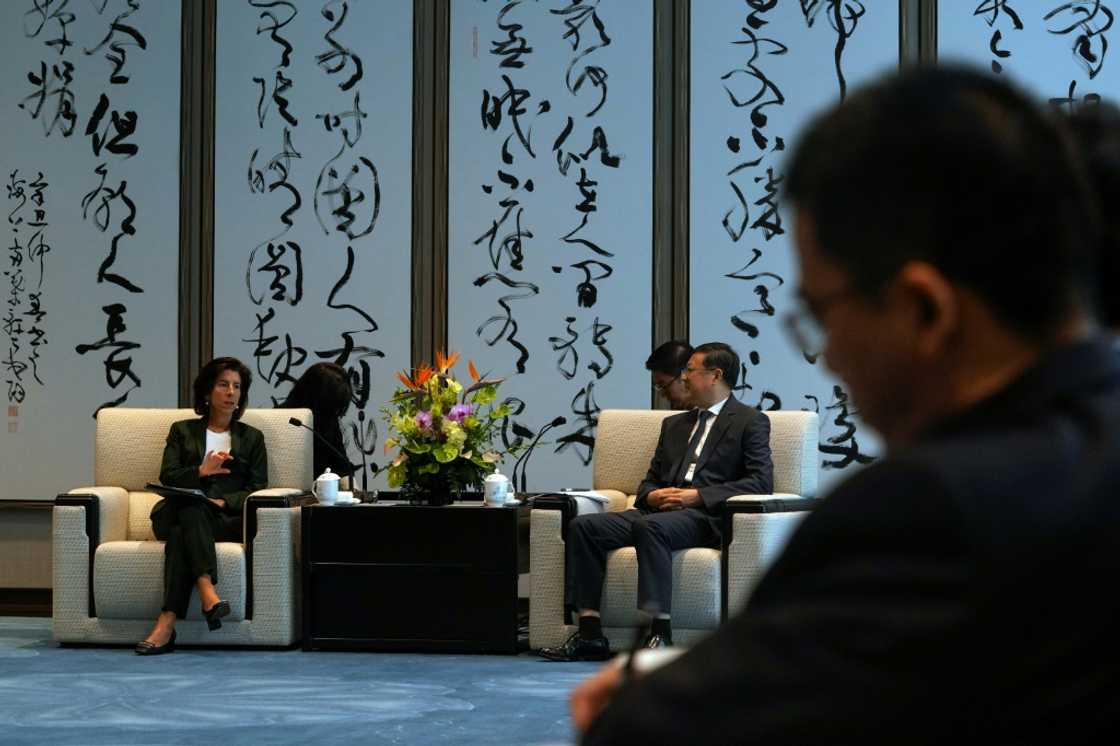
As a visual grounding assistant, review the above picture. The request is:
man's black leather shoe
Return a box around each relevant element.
[538,631,611,661]
[643,633,673,649]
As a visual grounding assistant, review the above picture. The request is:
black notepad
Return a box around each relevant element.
[145,482,209,501]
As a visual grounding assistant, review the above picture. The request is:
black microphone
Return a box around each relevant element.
[288,416,358,491]
[511,415,568,493]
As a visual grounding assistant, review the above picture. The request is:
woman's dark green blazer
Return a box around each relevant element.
[155,417,269,515]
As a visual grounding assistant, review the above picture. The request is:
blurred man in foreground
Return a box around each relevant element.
[574,66,1120,744]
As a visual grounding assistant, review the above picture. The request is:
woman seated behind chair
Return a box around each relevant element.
[281,362,354,483]
[135,356,268,655]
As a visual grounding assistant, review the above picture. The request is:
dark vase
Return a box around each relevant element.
[401,473,458,506]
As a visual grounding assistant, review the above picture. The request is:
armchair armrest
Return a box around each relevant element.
[243,489,309,621]
[54,487,127,620]
[66,486,129,543]
[721,495,817,620]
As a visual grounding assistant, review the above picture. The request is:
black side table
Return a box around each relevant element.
[301,499,529,653]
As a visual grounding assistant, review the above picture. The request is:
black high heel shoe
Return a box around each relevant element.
[135,630,176,656]
[203,600,230,631]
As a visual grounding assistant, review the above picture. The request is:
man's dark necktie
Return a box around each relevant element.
[674,409,713,486]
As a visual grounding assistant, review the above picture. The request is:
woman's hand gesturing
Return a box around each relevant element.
[199,450,232,479]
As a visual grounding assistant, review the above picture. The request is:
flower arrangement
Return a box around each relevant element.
[382,351,519,501]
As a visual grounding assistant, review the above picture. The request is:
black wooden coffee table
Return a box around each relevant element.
[301,498,529,653]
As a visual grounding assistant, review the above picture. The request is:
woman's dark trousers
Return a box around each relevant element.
[151,500,242,618]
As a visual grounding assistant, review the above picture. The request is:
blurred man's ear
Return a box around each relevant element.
[895,261,959,358]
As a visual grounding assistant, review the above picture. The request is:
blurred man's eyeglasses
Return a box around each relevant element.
[782,288,859,360]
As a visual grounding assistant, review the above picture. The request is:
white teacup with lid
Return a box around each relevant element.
[484,472,510,506]
[313,468,340,505]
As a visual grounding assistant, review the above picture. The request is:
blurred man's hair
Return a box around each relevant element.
[786,65,1100,340]
[1067,100,1120,328]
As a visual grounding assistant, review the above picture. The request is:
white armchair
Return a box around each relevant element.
[52,408,313,646]
[529,408,818,649]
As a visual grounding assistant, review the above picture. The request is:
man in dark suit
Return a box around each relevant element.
[540,342,774,661]
[572,67,1120,742]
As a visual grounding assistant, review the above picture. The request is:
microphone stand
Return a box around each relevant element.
[288,417,374,502]
[511,416,567,493]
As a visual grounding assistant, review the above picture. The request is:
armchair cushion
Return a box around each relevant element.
[601,547,721,630]
[93,541,246,621]
[592,410,674,494]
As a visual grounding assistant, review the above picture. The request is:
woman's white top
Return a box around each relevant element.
[205,428,232,456]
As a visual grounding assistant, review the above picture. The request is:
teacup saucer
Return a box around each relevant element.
[503,498,521,506]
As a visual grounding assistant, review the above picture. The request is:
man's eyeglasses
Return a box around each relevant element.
[782,287,860,360]
[652,374,682,394]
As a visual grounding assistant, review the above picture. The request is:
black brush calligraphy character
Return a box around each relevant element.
[317,0,364,91]
[751,166,784,239]
[974,1,1024,74]
[315,90,366,148]
[474,198,531,271]
[75,302,142,414]
[250,0,297,68]
[548,316,579,380]
[561,214,612,258]
[255,241,303,306]
[1045,1,1115,80]
[253,71,298,128]
[800,1,866,99]
[24,0,74,56]
[481,75,539,158]
[492,0,534,69]
[84,93,139,158]
[314,145,380,240]
[244,307,279,381]
[83,12,147,85]
[587,317,612,379]
[80,168,142,293]
[820,384,875,469]
[554,381,599,466]
[569,259,612,308]
[473,272,540,373]
[314,246,384,375]
[7,171,28,228]
[19,61,77,137]
[551,0,612,116]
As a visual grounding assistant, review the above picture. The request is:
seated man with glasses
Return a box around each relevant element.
[646,339,694,410]
[539,342,774,660]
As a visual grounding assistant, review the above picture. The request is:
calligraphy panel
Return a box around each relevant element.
[448,0,654,491]
[214,0,412,490]
[689,1,899,492]
[0,1,180,499]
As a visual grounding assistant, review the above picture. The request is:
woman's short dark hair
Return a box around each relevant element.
[645,340,693,377]
[693,342,739,389]
[281,362,353,421]
[193,357,253,419]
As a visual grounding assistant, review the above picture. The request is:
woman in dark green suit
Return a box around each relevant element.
[135,357,268,655]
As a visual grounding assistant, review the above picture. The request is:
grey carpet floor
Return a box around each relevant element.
[0,617,600,745]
